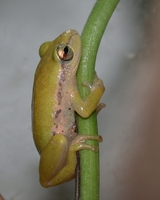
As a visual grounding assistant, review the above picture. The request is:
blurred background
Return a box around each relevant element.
[1,0,160,199]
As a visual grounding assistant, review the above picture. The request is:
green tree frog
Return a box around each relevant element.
[32,29,105,188]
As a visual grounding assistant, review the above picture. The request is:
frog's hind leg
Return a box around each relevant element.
[39,134,71,187]
[42,134,103,187]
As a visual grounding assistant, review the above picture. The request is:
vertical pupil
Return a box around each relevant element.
[64,46,68,54]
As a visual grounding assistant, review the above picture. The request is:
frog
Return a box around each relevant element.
[32,29,105,188]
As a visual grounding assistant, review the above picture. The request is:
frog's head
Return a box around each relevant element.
[39,30,81,78]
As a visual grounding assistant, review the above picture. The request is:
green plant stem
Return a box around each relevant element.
[76,0,119,200]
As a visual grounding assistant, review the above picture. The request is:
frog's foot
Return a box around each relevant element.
[82,72,105,92]
[96,102,106,114]
[70,135,103,152]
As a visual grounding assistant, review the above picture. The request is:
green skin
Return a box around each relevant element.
[32,29,105,188]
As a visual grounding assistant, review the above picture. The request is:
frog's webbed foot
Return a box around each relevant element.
[70,135,103,152]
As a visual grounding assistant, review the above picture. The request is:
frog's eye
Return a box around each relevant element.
[57,44,73,61]
[39,41,51,58]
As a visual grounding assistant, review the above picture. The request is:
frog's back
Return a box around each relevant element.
[32,52,59,153]
[32,30,81,153]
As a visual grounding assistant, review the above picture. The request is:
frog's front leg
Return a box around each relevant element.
[71,73,105,117]
[39,134,102,188]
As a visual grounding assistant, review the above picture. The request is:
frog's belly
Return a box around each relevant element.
[52,106,76,135]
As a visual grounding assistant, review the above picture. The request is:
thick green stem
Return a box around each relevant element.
[76,0,119,200]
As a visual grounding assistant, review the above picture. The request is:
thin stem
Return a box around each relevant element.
[76,0,119,200]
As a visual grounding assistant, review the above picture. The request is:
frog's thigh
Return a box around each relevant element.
[45,150,77,187]
[39,134,77,187]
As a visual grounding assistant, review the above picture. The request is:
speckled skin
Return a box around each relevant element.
[32,30,105,187]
